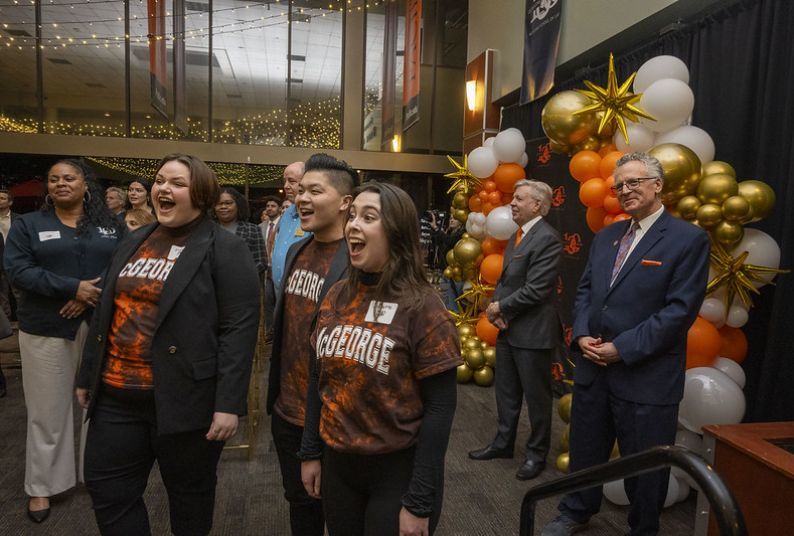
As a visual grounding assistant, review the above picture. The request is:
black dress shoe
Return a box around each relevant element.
[516,459,546,480]
[27,506,50,523]
[468,445,513,460]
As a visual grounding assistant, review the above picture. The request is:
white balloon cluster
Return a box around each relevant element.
[615,55,715,165]
[467,128,528,179]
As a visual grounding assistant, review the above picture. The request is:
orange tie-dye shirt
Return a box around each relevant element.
[102,224,193,390]
[312,281,461,455]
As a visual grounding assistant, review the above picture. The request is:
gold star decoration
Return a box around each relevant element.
[444,154,481,194]
[455,277,496,316]
[573,53,656,144]
[449,304,478,328]
[707,241,789,311]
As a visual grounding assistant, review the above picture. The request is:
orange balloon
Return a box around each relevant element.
[718,326,748,364]
[579,178,607,208]
[599,151,624,180]
[501,192,513,205]
[479,253,504,285]
[613,213,631,222]
[476,316,500,346]
[478,190,490,202]
[468,195,483,212]
[586,207,607,233]
[482,202,495,215]
[604,175,617,196]
[603,195,623,215]
[603,214,615,226]
[686,316,721,369]
[569,150,602,183]
[483,180,497,193]
[487,191,502,205]
[598,144,618,157]
[494,163,526,193]
[481,237,507,256]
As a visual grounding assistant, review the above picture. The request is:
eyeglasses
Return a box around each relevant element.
[610,177,658,194]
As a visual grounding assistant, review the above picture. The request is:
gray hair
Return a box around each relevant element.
[615,152,664,183]
[106,186,127,204]
[514,179,553,216]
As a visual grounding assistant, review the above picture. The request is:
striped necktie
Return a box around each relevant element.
[610,221,640,286]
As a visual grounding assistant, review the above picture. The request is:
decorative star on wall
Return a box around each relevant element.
[573,53,656,144]
[444,154,481,194]
[707,241,789,311]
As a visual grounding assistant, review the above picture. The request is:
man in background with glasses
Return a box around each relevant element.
[543,153,710,536]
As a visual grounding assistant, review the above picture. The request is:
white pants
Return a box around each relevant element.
[20,322,89,497]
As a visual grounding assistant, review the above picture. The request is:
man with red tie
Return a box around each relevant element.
[259,195,282,336]
[542,153,710,536]
[469,179,563,482]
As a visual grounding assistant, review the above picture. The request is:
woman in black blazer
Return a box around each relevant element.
[76,154,261,536]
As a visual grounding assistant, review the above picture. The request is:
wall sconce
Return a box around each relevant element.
[391,134,401,152]
[466,80,477,111]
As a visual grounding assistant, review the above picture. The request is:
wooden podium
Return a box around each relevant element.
[699,422,794,536]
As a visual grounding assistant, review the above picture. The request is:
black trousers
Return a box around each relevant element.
[492,339,553,462]
[322,446,441,536]
[264,270,276,337]
[84,386,224,536]
[271,412,324,536]
[560,373,678,536]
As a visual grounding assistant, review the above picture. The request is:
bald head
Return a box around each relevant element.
[283,161,305,202]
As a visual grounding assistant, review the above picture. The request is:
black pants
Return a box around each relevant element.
[271,412,324,536]
[560,373,678,536]
[84,386,224,536]
[322,446,441,536]
[264,270,276,337]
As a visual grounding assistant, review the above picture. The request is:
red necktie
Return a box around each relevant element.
[267,222,276,258]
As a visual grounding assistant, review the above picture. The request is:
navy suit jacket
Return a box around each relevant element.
[572,210,710,405]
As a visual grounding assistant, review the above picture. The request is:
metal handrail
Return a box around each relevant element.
[519,445,746,536]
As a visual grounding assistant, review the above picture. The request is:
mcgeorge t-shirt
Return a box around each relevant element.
[312,281,461,455]
[274,238,341,426]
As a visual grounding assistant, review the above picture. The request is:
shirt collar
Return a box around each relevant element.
[634,205,665,233]
[520,215,543,236]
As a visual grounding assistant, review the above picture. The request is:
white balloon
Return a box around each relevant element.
[675,428,704,456]
[655,125,715,164]
[664,474,680,508]
[483,137,496,148]
[639,78,695,133]
[493,129,527,163]
[713,357,746,389]
[485,206,518,240]
[518,152,529,168]
[725,304,748,328]
[699,298,726,326]
[603,479,630,506]
[634,55,690,94]
[614,122,656,153]
[675,476,691,503]
[731,228,781,287]
[468,146,499,179]
[679,367,746,433]
[469,211,486,226]
[465,218,486,239]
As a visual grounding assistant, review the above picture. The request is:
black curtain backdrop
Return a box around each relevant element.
[502,0,794,422]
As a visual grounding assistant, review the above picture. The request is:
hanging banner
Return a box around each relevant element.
[519,0,563,105]
[148,0,167,118]
[402,0,422,131]
[173,0,187,134]
[380,0,398,151]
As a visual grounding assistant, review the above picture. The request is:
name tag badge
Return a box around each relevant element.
[365,301,398,324]
[294,228,305,237]
[167,245,185,260]
[38,230,61,241]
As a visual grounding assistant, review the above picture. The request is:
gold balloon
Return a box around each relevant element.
[696,173,738,205]
[453,237,482,265]
[713,220,744,248]
[695,203,723,229]
[453,209,469,223]
[450,266,462,280]
[556,452,570,473]
[649,143,702,206]
[738,180,776,223]
[573,135,600,154]
[456,363,473,383]
[557,393,572,424]
[676,195,701,220]
[702,160,736,178]
[721,195,751,222]
[466,349,485,370]
[451,191,469,210]
[446,249,456,268]
[473,366,494,387]
[464,338,481,352]
[483,346,496,367]
[541,90,598,146]
[458,324,474,339]
[549,140,571,155]
[442,267,454,279]
[560,426,570,451]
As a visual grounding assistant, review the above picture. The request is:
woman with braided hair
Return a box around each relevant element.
[4,158,124,523]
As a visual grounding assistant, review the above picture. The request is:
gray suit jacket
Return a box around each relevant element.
[493,218,563,349]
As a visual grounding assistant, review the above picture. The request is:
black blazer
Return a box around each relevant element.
[78,217,261,435]
[266,236,348,415]
[493,218,563,349]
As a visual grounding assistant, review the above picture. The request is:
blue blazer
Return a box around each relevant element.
[572,210,710,405]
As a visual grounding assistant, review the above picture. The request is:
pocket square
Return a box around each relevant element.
[641,259,663,266]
